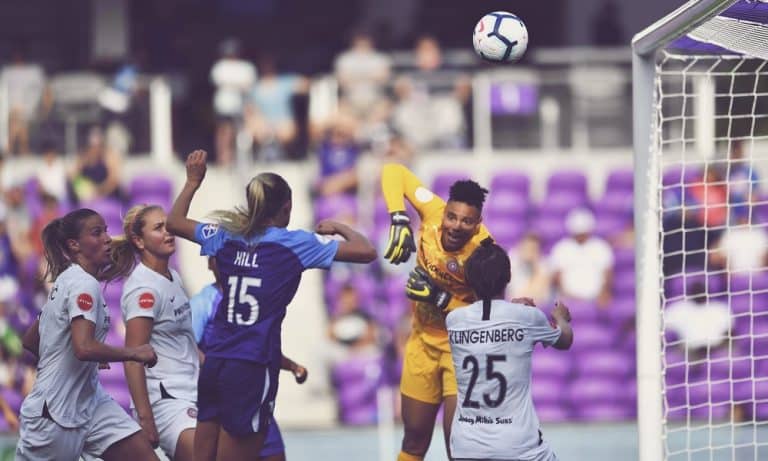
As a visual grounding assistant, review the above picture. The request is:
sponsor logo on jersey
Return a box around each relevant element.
[77,293,94,311]
[201,223,219,240]
[446,258,460,273]
[138,292,155,309]
[187,407,198,418]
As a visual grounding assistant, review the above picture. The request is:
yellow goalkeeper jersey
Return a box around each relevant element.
[381,163,492,349]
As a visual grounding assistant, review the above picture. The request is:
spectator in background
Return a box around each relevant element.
[210,39,257,167]
[68,126,125,204]
[709,207,768,275]
[392,36,470,150]
[327,284,379,365]
[550,208,614,307]
[665,281,731,356]
[244,55,309,161]
[687,165,728,231]
[726,140,760,213]
[313,114,360,198]
[507,233,551,302]
[335,30,391,118]
[36,139,67,203]
[0,47,46,155]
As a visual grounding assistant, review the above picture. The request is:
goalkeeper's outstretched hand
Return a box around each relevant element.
[406,267,451,311]
[384,211,416,265]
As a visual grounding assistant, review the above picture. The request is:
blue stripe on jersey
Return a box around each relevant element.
[193,223,339,363]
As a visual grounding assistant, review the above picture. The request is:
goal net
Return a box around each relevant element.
[634,1,768,460]
[656,49,768,461]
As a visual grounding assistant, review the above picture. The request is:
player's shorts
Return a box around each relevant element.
[260,416,285,457]
[197,357,279,436]
[134,397,197,459]
[400,331,457,404]
[16,394,140,461]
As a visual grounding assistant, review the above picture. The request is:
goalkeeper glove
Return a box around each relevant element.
[406,267,452,311]
[383,211,416,265]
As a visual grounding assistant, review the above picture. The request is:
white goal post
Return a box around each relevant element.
[633,1,768,460]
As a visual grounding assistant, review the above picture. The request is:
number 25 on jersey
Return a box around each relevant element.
[226,276,261,325]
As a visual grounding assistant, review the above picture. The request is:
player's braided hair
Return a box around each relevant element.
[448,180,489,211]
[464,239,511,320]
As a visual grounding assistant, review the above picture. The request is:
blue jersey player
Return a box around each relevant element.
[167,150,377,461]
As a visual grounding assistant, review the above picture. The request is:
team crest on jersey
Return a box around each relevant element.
[138,292,155,309]
[187,407,198,418]
[77,293,94,311]
[200,223,219,239]
[446,258,460,273]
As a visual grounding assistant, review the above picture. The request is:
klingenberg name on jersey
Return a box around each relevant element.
[448,328,525,345]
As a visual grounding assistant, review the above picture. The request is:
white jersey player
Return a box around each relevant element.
[17,209,158,461]
[112,204,199,461]
[446,241,573,461]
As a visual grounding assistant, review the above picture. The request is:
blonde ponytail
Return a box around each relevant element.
[211,172,291,237]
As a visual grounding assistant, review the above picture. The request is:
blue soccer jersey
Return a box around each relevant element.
[194,223,339,365]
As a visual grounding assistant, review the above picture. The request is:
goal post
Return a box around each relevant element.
[633,1,768,460]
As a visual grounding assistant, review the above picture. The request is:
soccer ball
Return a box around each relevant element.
[473,11,528,62]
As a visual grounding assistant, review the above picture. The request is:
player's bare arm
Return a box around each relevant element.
[316,219,377,263]
[551,301,573,350]
[168,149,207,241]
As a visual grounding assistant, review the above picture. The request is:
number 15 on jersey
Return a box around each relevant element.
[226,276,261,325]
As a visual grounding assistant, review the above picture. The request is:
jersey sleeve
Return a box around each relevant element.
[189,285,218,344]
[290,230,340,269]
[66,278,102,324]
[529,308,562,347]
[381,163,445,221]
[194,222,229,256]
[122,286,161,322]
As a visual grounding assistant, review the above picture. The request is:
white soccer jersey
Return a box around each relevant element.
[19,264,111,428]
[121,263,198,404]
[446,300,562,460]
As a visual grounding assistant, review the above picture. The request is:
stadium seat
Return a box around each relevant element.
[332,355,384,426]
[431,172,469,197]
[576,350,634,378]
[545,170,587,199]
[531,377,566,405]
[314,195,358,222]
[604,168,634,195]
[490,171,530,198]
[612,270,636,298]
[575,402,634,422]
[535,403,572,423]
[128,174,173,200]
[567,376,627,405]
[531,350,573,380]
[485,189,529,218]
[569,321,618,350]
[481,215,526,250]
[537,192,589,217]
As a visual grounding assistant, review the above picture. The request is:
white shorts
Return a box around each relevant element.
[16,395,140,461]
[134,398,197,459]
[453,440,558,461]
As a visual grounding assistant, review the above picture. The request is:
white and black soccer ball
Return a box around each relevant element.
[473,11,529,62]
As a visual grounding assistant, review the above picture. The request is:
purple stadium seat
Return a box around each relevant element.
[535,403,572,423]
[605,168,634,195]
[662,165,702,187]
[333,355,385,425]
[664,271,726,299]
[546,170,588,198]
[539,192,589,217]
[103,383,133,411]
[612,270,636,298]
[314,195,358,221]
[491,171,530,197]
[532,350,573,379]
[1,388,22,413]
[570,320,620,350]
[532,216,567,253]
[531,377,566,405]
[575,402,634,422]
[486,189,529,218]
[99,362,126,386]
[604,295,635,325]
[567,376,626,405]
[431,172,468,197]
[614,247,635,273]
[482,215,527,250]
[564,299,600,323]
[576,350,634,378]
[594,192,633,218]
[128,192,171,209]
[129,174,173,199]
[710,355,752,381]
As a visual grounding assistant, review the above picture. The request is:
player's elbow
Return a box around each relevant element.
[72,341,96,362]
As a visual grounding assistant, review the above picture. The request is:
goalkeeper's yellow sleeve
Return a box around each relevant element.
[380,163,444,220]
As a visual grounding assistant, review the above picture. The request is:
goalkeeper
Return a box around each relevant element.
[381,163,493,461]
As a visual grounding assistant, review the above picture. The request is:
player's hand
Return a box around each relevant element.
[510,297,536,307]
[552,300,571,323]
[315,219,341,236]
[293,365,308,384]
[406,267,451,311]
[137,414,160,448]
[384,212,416,265]
[185,149,207,187]
[132,344,158,368]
